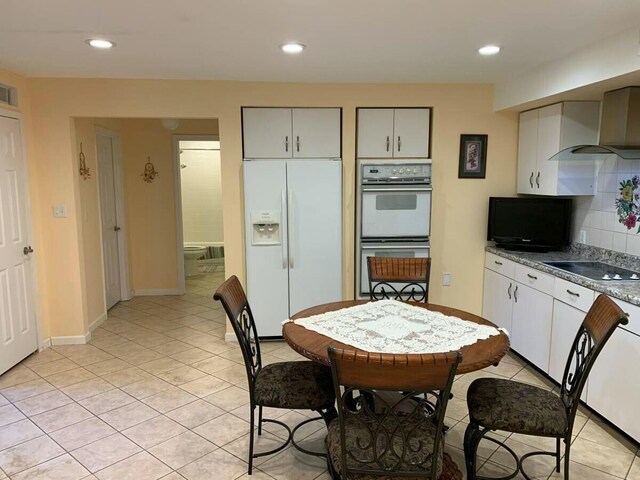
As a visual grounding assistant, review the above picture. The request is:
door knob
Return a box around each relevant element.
[114,226,121,231]
[23,246,34,255]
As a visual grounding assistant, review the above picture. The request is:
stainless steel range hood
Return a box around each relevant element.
[555,87,640,160]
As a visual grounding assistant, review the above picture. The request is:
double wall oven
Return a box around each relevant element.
[357,160,432,297]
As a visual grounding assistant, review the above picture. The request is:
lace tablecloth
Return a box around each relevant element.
[284,300,505,354]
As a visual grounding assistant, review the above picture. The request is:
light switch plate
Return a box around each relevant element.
[442,272,451,286]
[53,205,67,218]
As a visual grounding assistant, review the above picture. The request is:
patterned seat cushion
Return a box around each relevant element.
[254,361,335,410]
[467,378,568,436]
[326,413,443,479]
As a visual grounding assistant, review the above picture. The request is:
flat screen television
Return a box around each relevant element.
[487,197,572,252]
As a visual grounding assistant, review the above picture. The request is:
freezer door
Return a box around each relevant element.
[287,161,343,317]
[243,161,289,337]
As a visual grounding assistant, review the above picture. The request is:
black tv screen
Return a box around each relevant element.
[487,197,572,252]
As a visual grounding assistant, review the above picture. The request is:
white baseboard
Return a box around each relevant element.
[89,313,107,332]
[134,289,182,296]
[40,338,52,350]
[224,333,238,343]
[51,334,90,346]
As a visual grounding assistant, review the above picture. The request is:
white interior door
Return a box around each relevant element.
[97,134,121,309]
[0,115,37,374]
[287,160,342,317]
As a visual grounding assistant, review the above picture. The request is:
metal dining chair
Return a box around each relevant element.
[463,294,628,480]
[367,256,431,303]
[214,275,337,474]
[326,346,463,480]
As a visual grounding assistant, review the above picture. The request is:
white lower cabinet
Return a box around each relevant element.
[483,257,553,373]
[483,252,640,441]
[511,284,553,372]
[587,301,640,442]
[482,268,514,332]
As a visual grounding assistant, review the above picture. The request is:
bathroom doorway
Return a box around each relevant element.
[174,135,224,294]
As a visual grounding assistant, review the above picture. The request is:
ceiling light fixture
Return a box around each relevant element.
[280,43,306,55]
[86,39,115,49]
[478,45,501,56]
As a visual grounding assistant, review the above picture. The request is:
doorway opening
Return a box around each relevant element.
[174,136,224,295]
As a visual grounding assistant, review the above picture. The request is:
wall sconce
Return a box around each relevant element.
[78,142,91,180]
[142,156,159,183]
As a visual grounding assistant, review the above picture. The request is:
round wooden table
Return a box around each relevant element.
[283,300,510,375]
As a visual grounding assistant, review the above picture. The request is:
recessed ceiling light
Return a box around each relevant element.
[86,39,115,49]
[478,45,501,56]
[280,43,306,55]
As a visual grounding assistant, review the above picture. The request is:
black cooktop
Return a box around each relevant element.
[544,261,640,281]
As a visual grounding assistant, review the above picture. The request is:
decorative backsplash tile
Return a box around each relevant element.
[573,156,640,255]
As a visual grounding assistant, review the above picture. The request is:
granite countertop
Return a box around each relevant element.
[486,244,640,307]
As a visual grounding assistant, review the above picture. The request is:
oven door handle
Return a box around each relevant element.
[361,244,430,250]
[362,186,432,193]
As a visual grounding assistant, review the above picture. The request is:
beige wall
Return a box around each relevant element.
[180,148,224,245]
[24,79,518,338]
[118,119,218,292]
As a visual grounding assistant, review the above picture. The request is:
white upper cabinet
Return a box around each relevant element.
[357,108,431,158]
[516,101,600,196]
[242,107,341,159]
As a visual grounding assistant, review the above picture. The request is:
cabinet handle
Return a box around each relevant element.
[514,285,518,302]
[527,273,538,280]
[494,260,503,266]
[529,172,534,188]
[285,136,289,152]
[507,282,512,300]
[536,172,540,188]
[566,289,580,297]
[386,136,390,152]
[397,136,401,152]
[296,135,300,152]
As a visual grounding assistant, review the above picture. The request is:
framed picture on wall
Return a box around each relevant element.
[458,134,487,178]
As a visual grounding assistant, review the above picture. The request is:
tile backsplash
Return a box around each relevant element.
[572,156,640,255]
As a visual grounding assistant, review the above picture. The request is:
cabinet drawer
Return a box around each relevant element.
[515,264,554,296]
[613,299,640,336]
[553,278,594,312]
[485,253,516,278]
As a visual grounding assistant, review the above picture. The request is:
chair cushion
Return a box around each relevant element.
[254,361,334,410]
[326,413,443,479]
[467,378,568,436]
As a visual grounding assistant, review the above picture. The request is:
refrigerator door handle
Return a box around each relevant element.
[281,190,288,269]
[288,188,294,268]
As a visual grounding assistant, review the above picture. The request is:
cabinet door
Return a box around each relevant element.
[549,300,587,387]
[482,269,514,332]
[511,283,553,372]
[393,108,430,158]
[292,108,341,158]
[287,161,342,317]
[536,103,562,195]
[516,109,538,194]
[357,109,394,158]
[587,328,640,443]
[242,108,292,158]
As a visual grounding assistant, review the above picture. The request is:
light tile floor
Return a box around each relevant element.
[0,271,638,479]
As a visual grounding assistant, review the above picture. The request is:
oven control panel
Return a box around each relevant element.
[362,163,431,183]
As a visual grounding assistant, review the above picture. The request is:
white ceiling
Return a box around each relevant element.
[1,0,640,83]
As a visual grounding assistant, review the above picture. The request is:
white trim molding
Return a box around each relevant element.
[224,333,238,343]
[40,338,52,351]
[50,333,91,346]
[89,312,108,332]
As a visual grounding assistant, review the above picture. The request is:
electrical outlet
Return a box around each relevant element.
[52,205,67,218]
[579,230,586,244]
[442,272,452,286]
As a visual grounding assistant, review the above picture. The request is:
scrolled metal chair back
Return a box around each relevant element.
[213,275,262,389]
[367,257,431,303]
[328,347,460,479]
[560,294,627,422]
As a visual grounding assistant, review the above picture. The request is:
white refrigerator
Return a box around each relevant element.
[244,159,342,337]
